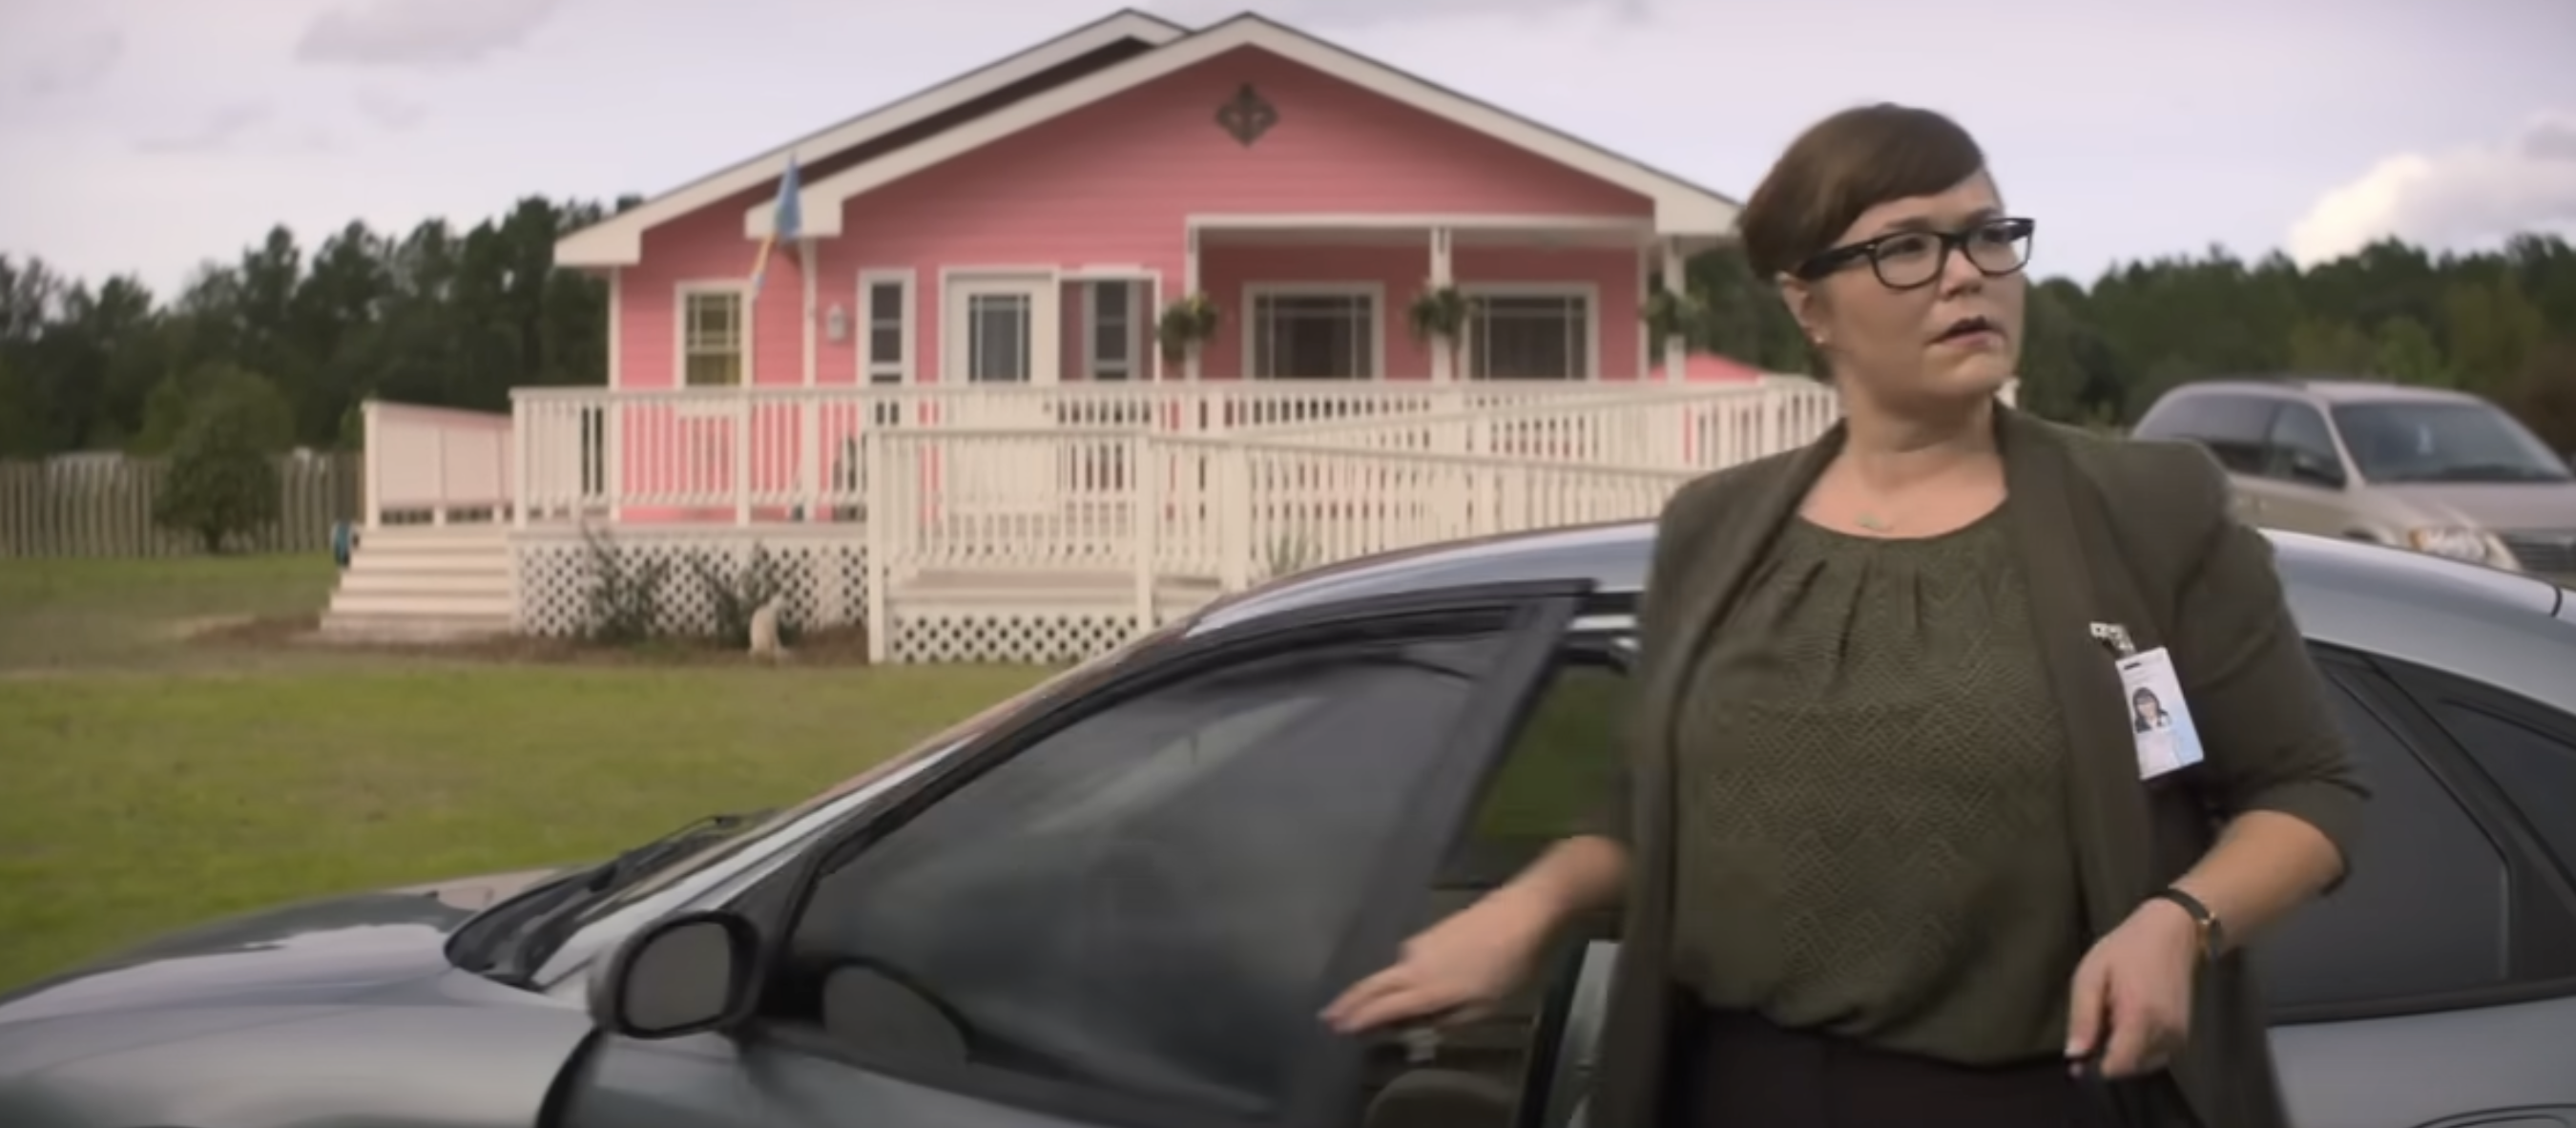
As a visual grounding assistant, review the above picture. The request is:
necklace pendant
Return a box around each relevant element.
[1855,512,1893,533]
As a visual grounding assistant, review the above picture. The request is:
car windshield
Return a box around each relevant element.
[2332,400,2573,484]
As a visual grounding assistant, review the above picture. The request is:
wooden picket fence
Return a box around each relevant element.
[0,452,359,558]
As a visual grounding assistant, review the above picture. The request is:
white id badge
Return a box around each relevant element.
[2116,647,2206,781]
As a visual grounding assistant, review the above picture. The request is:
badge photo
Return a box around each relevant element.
[2116,647,2205,780]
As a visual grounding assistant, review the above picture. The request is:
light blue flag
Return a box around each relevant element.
[749,154,803,295]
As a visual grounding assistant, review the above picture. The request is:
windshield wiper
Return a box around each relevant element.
[476,808,770,987]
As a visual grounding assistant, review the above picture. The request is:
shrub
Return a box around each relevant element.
[577,525,672,646]
[154,424,280,553]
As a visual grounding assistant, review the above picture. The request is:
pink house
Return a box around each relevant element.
[551,9,1750,397]
[328,9,1802,654]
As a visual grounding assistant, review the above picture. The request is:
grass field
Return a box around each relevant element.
[0,554,1621,993]
[0,554,1049,990]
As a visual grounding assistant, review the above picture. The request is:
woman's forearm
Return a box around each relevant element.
[1491,834,1630,926]
[2169,810,2346,953]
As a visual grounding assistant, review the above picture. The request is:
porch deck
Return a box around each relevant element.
[328,379,1963,662]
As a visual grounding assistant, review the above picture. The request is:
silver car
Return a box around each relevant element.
[3,521,2573,1128]
[2131,377,2576,586]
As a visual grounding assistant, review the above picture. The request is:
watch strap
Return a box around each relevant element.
[2150,886,2223,960]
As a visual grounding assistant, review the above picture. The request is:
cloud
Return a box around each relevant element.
[4,29,123,101]
[2287,112,2576,266]
[135,102,273,155]
[353,87,426,132]
[295,0,570,67]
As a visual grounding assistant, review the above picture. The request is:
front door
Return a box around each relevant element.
[944,276,1059,391]
[942,275,1060,518]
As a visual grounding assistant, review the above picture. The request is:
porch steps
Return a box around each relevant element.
[319,524,516,643]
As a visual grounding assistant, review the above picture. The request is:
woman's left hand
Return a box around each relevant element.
[2064,897,2202,1077]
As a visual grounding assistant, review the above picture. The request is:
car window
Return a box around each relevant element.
[2254,668,2512,1011]
[2425,695,2576,879]
[2330,399,2574,484]
[2133,392,2279,475]
[1471,655,1626,852]
[781,631,1521,1116]
[2263,402,2347,489]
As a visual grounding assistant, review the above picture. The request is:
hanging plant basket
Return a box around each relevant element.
[1156,292,1222,365]
[1406,284,1475,344]
[1641,286,1710,345]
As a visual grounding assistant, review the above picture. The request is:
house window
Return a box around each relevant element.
[1250,289,1377,380]
[862,273,911,385]
[1085,280,1144,382]
[681,289,746,386]
[1468,291,1590,380]
[966,293,1034,384]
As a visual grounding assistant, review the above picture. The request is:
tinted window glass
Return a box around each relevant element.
[2264,403,2346,488]
[788,633,1512,1114]
[2332,400,2573,484]
[2255,673,2511,1009]
[2134,393,2279,474]
[2437,701,2576,873]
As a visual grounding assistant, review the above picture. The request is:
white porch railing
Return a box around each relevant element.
[508,381,1642,525]
[855,426,1710,658]
[1257,379,1847,471]
[361,400,512,527]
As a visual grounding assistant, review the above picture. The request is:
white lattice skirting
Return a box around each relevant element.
[886,611,1146,665]
[513,526,869,640]
[509,525,1153,664]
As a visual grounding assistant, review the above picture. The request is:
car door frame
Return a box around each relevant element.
[713,579,1596,1128]
[2366,654,2576,985]
[2274,647,2576,1026]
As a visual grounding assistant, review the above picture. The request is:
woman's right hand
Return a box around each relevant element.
[1319,887,1558,1034]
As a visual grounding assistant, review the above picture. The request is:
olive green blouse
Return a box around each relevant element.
[1666,505,2087,1066]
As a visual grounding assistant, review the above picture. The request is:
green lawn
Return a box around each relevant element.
[0,554,1049,989]
[0,554,1621,992]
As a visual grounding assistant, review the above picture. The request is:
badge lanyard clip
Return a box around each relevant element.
[2089,622,2139,658]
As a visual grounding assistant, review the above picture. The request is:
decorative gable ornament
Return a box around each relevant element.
[1215,83,1278,147]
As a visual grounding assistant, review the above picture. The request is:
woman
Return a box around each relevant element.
[2135,688,2174,733]
[1323,104,2366,1128]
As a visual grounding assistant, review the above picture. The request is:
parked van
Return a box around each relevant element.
[2129,377,2576,587]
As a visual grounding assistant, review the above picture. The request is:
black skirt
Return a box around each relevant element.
[1672,1008,2140,1128]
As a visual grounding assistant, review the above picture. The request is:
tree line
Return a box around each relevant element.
[1684,232,2576,451]
[2,199,2571,462]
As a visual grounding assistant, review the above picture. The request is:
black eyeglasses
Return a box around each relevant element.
[1793,217,2036,290]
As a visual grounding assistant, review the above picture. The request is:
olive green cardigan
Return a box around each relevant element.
[1589,407,2369,1128]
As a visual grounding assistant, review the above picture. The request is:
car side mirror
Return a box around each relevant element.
[2289,449,2346,489]
[587,909,762,1039]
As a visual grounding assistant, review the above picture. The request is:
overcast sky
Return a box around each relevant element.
[2,0,2572,298]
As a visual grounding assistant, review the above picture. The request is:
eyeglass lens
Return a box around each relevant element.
[1873,221,2030,287]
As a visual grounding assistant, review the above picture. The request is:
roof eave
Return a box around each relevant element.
[746,14,1739,242]
[551,9,1188,269]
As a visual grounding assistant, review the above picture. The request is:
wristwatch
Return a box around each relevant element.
[2150,887,2225,962]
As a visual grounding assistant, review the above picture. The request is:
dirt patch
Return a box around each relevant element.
[185,616,877,668]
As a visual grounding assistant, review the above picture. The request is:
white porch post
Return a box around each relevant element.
[800,240,821,522]
[1428,227,1454,383]
[361,399,383,530]
[1661,237,1686,384]
[1183,225,1203,384]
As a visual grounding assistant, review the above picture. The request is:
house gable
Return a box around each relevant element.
[553,10,1184,269]
[755,14,1739,243]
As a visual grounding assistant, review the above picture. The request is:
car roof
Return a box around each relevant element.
[2166,377,2491,407]
[1188,519,2576,707]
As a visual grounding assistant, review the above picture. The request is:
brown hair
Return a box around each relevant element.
[1737,104,1989,281]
